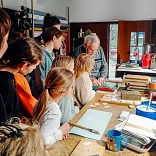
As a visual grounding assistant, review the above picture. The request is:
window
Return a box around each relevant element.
[109,24,118,78]
[130,32,145,59]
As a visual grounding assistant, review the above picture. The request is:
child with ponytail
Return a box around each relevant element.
[33,67,75,147]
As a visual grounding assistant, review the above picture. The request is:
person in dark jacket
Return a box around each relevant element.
[71,34,108,86]
[0,38,43,122]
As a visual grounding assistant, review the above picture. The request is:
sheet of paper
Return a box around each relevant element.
[123,114,156,139]
[69,109,112,140]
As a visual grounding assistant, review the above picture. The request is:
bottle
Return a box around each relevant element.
[133,46,139,63]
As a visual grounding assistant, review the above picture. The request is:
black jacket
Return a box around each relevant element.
[0,71,20,122]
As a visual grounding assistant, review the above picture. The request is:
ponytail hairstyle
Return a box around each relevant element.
[42,13,60,32]
[42,26,62,44]
[0,8,11,50]
[52,55,74,70]
[74,53,94,79]
[0,37,43,67]
[34,67,74,121]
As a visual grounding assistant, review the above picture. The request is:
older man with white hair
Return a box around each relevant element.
[71,34,108,86]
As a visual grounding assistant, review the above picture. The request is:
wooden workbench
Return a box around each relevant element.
[48,92,156,156]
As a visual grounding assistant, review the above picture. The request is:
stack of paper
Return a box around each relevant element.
[123,74,150,94]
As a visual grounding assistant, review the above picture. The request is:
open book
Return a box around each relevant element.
[121,114,156,153]
[96,82,118,94]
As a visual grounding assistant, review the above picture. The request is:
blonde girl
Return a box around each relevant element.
[52,55,74,73]
[33,67,74,147]
[52,55,79,125]
[74,53,95,108]
[0,125,48,156]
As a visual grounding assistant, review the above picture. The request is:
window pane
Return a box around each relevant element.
[138,32,144,46]
[109,24,118,78]
[138,46,144,57]
[130,32,136,46]
[130,46,136,56]
[130,32,145,58]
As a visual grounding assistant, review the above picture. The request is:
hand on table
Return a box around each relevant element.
[59,122,69,138]
[98,77,105,86]
[62,134,69,140]
[90,78,101,86]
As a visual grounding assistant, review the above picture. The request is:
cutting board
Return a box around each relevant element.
[70,138,105,156]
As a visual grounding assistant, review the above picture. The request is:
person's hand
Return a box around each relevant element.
[98,77,105,86]
[59,122,70,136]
[62,134,69,140]
[90,78,101,86]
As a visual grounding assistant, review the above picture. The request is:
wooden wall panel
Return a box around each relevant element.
[152,20,156,53]
[70,22,111,62]
[118,20,153,62]
[70,21,153,64]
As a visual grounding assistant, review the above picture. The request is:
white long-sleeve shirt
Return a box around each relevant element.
[39,102,62,147]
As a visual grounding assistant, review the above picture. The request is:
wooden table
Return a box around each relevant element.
[48,93,156,156]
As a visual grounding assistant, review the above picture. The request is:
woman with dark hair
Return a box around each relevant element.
[31,27,62,99]
[7,30,24,44]
[35,13,60,45]
[0,38,43,122]
[7,31,38,118]
[43,13,60,31]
